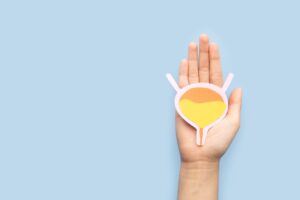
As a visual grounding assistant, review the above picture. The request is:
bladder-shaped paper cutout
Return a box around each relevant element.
[166,73,234,145]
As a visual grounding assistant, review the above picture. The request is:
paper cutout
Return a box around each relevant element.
[166,73,234,146]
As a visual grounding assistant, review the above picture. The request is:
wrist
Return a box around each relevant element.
[178,161,219,200]
[181,160,219,171]
[180,160,219,182]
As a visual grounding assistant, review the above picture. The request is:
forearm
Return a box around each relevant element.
[178,160,219,200]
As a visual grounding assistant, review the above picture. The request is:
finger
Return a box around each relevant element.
[209,43,223,87]
[188,42,199,83]
[226,88,243,129]
[198,34,210,82]
[178,59,189,88]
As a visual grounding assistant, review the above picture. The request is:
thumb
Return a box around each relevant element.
[226,87,243,128]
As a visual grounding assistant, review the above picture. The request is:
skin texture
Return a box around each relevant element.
[176,35,243,200]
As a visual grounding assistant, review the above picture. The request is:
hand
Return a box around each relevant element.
[176,35,243,164]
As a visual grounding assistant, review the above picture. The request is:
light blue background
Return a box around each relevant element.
[1,0,299,199]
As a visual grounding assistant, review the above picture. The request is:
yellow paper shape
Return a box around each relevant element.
[179,99,226,128]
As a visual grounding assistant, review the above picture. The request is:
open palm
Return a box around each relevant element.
[176,35,242,163]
